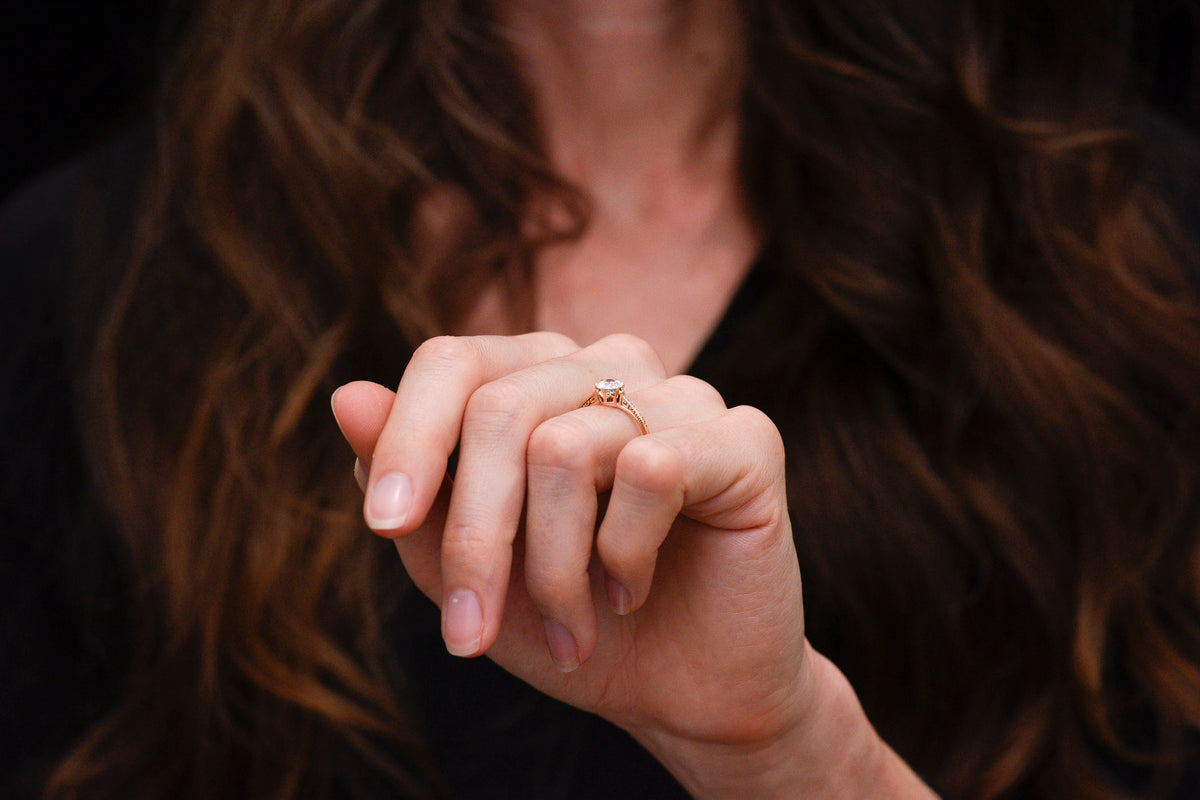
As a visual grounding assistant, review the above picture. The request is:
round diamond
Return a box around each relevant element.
[596,379,623,392]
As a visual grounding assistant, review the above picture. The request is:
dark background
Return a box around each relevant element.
[1,1,174,202]
[1,1,1198,205]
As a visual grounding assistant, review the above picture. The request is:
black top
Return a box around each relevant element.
[1,138,143,797]
[2,120,1199,798]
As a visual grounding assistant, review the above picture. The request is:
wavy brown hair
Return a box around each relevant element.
[48,0,1200,798]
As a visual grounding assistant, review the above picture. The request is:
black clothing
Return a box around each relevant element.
[1,141,142,798]
[3,120,1200,799]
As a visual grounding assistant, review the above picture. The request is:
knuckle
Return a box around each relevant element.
[439,523,496,563]
[728,405,786,467]
[411,335,476,374]
[616,437,686,496]
[663,374,726,409]
[729,405,783,445]
[533,330,579,352]
[463,378,527,431]
[527,416,595,474]
[593,333,665,375]
[524,563,584,610]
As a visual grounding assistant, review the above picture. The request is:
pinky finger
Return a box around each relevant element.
[596,406,788,616]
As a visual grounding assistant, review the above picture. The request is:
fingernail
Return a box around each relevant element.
[366,472,412,529]
[330,388,346,435]
[543,619,581,672]
[444,589,483,657]
[353,459,368,492]
[606,575,633,616]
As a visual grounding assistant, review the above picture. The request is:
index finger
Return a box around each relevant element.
[364,332,579,536]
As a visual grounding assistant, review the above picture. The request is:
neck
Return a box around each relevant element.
[464,1,758,375]
[492,0,748,218]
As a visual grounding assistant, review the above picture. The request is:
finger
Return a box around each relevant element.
[597,405,789,616]
[331,380,454,608]
[524,375,725,668]
[438,334,667,659]
[331,380,396,489]
[332,381,395,462]
[392,477,452,602]
[364,332,578,537]
[524,412,602,671]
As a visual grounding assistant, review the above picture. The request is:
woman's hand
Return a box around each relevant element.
[331,332,934,799]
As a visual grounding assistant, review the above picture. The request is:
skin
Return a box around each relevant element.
[456,0,760,374]
[333,2,940,797]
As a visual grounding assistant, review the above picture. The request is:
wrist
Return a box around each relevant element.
[632,642,937,800]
